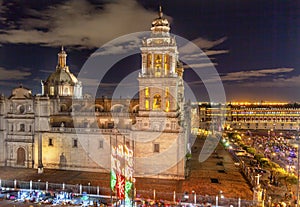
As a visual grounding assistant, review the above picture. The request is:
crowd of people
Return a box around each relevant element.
[244,132,298,173]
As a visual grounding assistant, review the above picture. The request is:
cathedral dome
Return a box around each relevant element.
[151,6,170,33]
[42,47,82,98]
[46,68,78,85]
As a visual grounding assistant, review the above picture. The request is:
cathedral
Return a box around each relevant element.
[0,8,189,180]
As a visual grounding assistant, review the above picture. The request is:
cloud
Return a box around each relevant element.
[0,67,31,81]
[192,37,228,50]
[0,81,16,86]
[79,78,136,88]
[183,62,217,69]
[185,67,295,87]
[180,37,227,55]
[90,36,142,56]
[0,0,169,49]
[234,74,300,88]
[204,50,229,56]
[219,67,300,89]
[180,37,228,69]
[39,69,54,73]
[222,67,294,81]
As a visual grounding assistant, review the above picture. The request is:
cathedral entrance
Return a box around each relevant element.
[17,147,25,166]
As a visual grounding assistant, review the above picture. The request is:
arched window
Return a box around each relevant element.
[154,54,162,77]
[165,99,170,112]
[50,86,54,96]
[147,54,152,69]
[164,54,170,75]
[64,87,69,96]
[145,99,149,110]
[145,87,149,98]
[153,94,161,110]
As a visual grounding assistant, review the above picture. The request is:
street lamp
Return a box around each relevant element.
[38,179,41,191]
[37,179,41,202]
[192,190,196,204]
[88,182,91,205]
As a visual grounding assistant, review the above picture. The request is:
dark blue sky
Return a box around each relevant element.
[0,0,299,102]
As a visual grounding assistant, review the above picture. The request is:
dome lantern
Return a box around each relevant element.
[151,6,170,34]
[57,46,68,71]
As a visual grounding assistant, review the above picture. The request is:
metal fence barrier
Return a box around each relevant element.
[0,178,260,206]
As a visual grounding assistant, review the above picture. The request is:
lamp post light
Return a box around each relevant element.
[38,179,41,191]
[37,179,41,202]
[88,182,91,205]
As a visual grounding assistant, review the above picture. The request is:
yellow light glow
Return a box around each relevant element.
[145,99,149,110]
[165,99,170,112]
[145,87,149,98]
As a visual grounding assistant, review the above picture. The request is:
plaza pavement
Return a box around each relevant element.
[0,137,253,201]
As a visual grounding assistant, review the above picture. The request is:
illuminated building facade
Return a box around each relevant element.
[0,8,188,180]
[132,6,187,178]
[198,102,300,131]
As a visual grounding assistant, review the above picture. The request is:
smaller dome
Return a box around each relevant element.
[9,84,32,99]
[151,6,170,33]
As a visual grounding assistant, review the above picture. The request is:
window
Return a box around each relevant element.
[126,141,130,147]
[99,140,104,149]
[48,138,53,146]
[165,99,170,112]
[11,124,14,132]
[50,86,54,96]
[73,139,78,148]
[153,94,161,110]
[20,124,25,132]
[154,54,162,77]
[147,54,152,68]
[154,143,160,153]
[145,87,149,98]
[165,87,169,97]
[154,54,162,68]
[164,54,170,75]
[145,99,149,110]
[64,87,69,96]
[18,105,25,114]
[29,125,32,132]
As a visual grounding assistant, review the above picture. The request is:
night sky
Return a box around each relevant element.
[0,0,299,102]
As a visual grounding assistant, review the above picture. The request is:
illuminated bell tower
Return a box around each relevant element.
[137,6,185,131]
[133,7,186,179]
